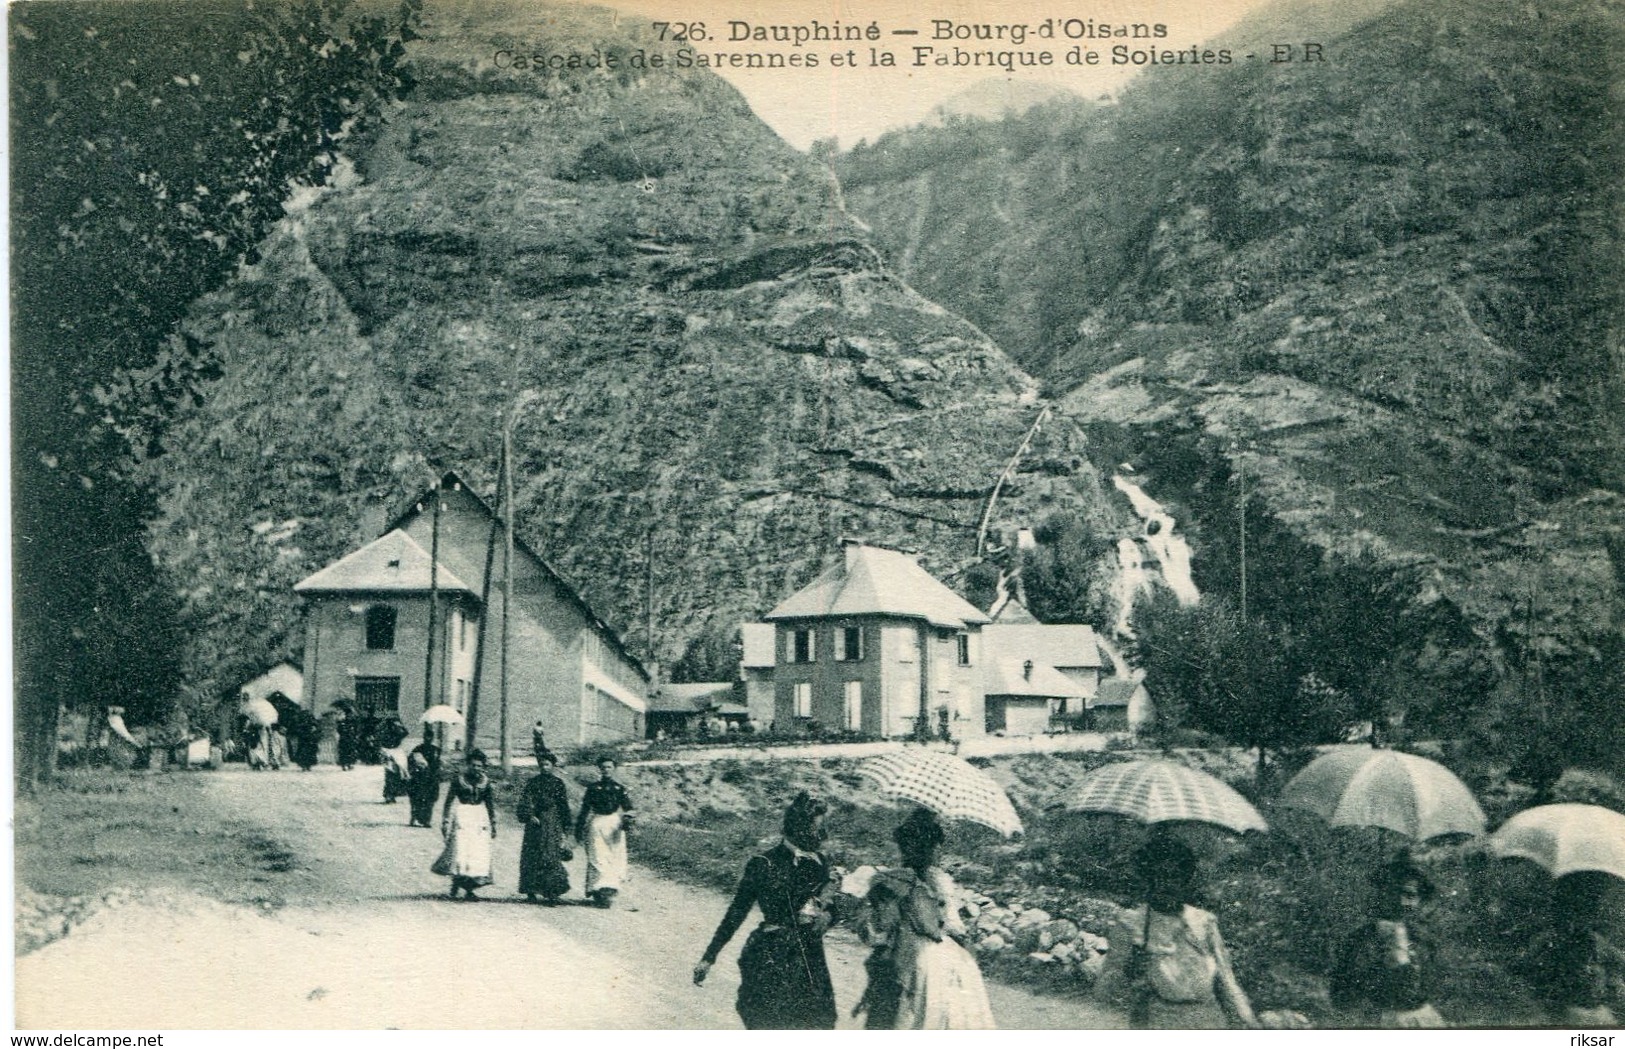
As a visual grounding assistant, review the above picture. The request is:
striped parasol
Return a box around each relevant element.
[861,749,1023,838]
[1064,759,1267,833]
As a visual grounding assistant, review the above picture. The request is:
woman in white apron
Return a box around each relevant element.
[433,751,497,899]
[575,757,634,908]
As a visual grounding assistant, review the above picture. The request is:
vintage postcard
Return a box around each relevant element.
[10,0,1622,1035]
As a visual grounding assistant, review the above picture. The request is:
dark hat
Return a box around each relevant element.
[894,807,946,852]
[1134,835,1198,884]
[468,748,489,764]
[782,791,830,839]
[1371,855,1435,900]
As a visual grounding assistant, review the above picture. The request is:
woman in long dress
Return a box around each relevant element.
[1331,856,1444,1028]
[575,757,634,908]
[517,750,573,904]
[1099,835,1259,1029]
[406,729,442,828]
[693,792,841,1029]
[434,750,497,899]
[857,807,995,1030]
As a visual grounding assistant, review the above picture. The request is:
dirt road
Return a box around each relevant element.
[16,766,1124,1030]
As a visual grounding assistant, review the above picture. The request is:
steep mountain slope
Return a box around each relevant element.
[837,0,1625,739]
[142,0,1125,706]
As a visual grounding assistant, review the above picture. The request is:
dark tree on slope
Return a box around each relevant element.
[1129,591,1359,784]
[11,0,419,788]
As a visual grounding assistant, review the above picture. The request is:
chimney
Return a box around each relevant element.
[841,537,864,571]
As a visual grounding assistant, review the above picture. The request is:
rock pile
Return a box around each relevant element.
[961,891,1117,984]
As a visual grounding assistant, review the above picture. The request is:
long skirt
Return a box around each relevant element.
[433,801,493,887]
[408,776,441,827]
[894,935,996,1030]
[381,748,409,802]
[519,813,571,899]
[583,812,627,894]
[736,925,837,1030]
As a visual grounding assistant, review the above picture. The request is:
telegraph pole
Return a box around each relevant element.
[500,418,515,773]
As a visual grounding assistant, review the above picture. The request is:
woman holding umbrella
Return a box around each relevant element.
[856,808,995,1029]
[1099,835,1260,1029]
[433,750,497,899]
[1330,856,1444,1028]
[693,792,841,1029]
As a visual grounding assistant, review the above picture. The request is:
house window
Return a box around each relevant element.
[844,681,863,731]
[794,682,812,718]
[837,626,863,662]
[455,678,470,713]
[354,676,400,717]
[956,632,971,666]
[792,628,816,664]
[365,605,398,651]
[457,608,469,651]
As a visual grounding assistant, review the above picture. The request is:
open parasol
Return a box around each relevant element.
[1488,803,1625,882]
[239,697,279,727]
[420,704,464,726]
[1280,746,1485,841]
[1064,758,1268,833]
[860,748,1023,837]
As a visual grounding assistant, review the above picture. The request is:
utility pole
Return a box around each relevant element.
[645,527,659,691]
[466,448,503,754]
[422,477,442,717]
[500,418,515,773]
[1236,446,1248,623]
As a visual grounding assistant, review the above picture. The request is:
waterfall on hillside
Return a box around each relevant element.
[1110,475,1201,634]
[1113,537,1152,636]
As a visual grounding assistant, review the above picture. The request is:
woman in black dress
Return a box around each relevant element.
[517,750,573,904]
[693,792,841,1029]
[1331,856,1443,1027]
[406,728,443,828]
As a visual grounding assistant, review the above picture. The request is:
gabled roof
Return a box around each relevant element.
[293,530,475,595]
[765,544,991,630]
[984,659,1087,699]
[982,622,1102,669]
[740,623,776,669]
[388,471,650,683]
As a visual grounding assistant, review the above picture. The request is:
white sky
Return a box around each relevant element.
[596,0,1278,147]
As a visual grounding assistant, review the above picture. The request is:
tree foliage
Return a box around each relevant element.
[11,0,419,786]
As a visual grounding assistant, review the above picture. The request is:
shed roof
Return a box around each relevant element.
[293,529,475,595]
[984,659,1087,699]
[1093,677,1146,708]
[765,543,990,630]
[650,682,737,714]
[982,622,1102,669]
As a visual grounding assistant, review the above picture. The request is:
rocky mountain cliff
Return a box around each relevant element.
[143,0,1128,705]
[837,0,1625,741]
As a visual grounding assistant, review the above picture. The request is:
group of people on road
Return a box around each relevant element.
[401,739,636,909]
[361,749,1616,1031]
[689,792,1595,1032]
[693,794,998,1030]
